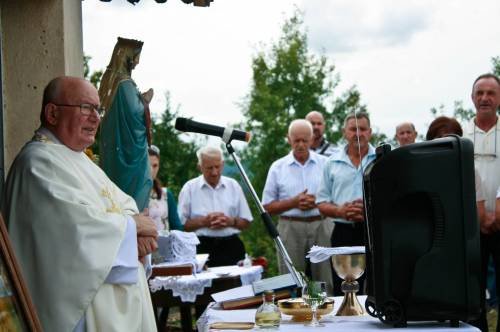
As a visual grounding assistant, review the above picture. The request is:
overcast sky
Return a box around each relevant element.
[82,0,500,140]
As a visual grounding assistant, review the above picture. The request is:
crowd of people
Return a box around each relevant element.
[0,47,498,332]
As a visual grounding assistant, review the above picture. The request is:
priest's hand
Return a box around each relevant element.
[138,236,158,258]
[133,210,158,238]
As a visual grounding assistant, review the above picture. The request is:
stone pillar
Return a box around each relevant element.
[1,0,83,172]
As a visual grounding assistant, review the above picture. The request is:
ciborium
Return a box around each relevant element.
[331,253,366,316]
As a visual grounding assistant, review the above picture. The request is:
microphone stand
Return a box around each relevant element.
[224,141,304,289]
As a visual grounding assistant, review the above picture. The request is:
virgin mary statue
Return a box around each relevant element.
[99,37,153,211]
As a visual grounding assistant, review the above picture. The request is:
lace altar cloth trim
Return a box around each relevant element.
[149,265,263,303]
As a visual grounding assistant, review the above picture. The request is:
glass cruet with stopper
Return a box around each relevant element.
[255,290,281,328]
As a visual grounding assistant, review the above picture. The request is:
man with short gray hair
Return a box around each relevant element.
[178,146,253,267]
[395,122,417,146]
[263,119,333,292]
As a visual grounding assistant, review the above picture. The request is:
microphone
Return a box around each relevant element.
[175,117,251,143]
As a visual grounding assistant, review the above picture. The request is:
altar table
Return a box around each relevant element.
[196,296,480,332]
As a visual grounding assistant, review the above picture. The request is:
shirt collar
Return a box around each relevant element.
[331,143,376,163]
[466,117,500,134]
[285,151,317,166]
[199,175,226,190]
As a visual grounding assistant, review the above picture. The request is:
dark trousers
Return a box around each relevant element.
[197,234,246,267]
[330,222,365,296]
[471,232,500,332]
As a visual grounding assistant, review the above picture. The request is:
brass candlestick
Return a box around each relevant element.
[331,253,366,316]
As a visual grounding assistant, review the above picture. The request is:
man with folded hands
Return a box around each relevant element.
[262,119,333,293]
[178,145,253,267]
[316,111,376,296]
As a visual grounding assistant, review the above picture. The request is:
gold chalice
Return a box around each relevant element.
[277,297,334,322]
[331,253,366,316]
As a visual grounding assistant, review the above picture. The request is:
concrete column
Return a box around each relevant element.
[1,0,83,171]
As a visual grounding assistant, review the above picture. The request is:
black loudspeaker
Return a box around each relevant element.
[363,136,481,328]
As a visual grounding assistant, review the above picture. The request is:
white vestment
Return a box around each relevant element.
[1,129,156,332]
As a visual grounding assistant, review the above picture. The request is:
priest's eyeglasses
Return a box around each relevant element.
[54,103,105,117]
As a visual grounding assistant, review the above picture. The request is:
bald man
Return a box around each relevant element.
[306,111,336,156]
[262,119,333,292]
[2,76,157,331]
[395,122,417,146]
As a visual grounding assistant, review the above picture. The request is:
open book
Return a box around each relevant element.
[211,273,296,310]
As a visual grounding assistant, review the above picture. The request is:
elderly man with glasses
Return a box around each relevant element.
[2,76,158,332]
[464,73,500,332]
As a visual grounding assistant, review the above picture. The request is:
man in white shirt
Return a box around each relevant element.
[1,76,157,332]
[395,122,417,146]
[463,73,500,332]
[262,119,333,292]
[178,146,253,267]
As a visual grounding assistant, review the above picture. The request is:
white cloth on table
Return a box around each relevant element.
[197,296,480,332]
[307,245,366,263]
[158,230,199,263]
[149,265,263,302]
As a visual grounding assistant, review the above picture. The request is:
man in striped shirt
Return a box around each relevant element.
[262,119,333,293]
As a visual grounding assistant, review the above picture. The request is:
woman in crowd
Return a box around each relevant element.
[148,145,183,232]
[426,116,488,226]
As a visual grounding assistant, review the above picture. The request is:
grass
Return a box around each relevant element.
[488,307,497,332]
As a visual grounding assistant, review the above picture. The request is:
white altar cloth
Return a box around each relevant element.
[197,296,480,331]
[149,265,263,302]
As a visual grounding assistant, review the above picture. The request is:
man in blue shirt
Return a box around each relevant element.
[316,111,376,295]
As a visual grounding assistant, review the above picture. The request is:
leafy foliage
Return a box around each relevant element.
[492,56,500,76]
[151,92,200,197]
[239,11,373,276]
[84,55,103,88]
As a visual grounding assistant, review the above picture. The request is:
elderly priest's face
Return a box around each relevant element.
[49,78,101,152]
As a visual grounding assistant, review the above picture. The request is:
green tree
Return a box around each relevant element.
[151,92,200,197]
[239,11,373,276]
[492,56,500,76]
[242,12,338,196]
[84,55,103,88]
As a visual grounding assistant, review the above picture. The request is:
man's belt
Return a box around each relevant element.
[280,215,324,222]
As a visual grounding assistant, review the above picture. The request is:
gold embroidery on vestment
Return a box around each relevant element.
[101,187,122,213]
[33,133,53,143]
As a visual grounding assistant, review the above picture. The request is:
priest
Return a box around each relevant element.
[2,76,158,332]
